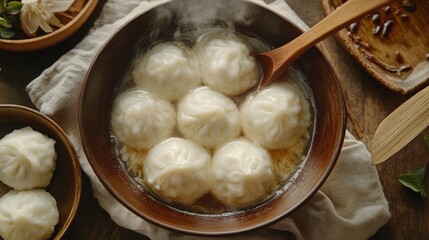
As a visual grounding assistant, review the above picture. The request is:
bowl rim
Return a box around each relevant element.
[0,0,99,52]
[0,104,82,239]
[79,0,347,235]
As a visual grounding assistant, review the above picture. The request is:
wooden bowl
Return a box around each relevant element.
[0,0,98,52]
[79,0,346,235]
[0,104,81,240]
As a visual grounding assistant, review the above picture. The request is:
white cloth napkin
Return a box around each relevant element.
[26,0,391,239]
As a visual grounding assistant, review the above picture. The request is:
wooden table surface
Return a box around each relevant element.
[1,0,428,239]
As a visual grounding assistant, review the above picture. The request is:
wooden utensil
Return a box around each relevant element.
[372,85,429,165]
[255,0,396,86]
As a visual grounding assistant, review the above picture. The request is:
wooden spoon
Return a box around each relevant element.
[255,0,396,86]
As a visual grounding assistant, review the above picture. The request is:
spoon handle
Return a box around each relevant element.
[270,0,396,74]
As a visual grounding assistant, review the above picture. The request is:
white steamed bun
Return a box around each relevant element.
[0,189,59,240]
[240,81,311,149]
[0,127,56,190]
[196,31,259,96]
[211,139,277,208]
[177,86,241,148]
[111,88,176,150]
[132,42,201,101]
[143,138,211,206]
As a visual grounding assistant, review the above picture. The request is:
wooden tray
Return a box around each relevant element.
[0,0,98,52]
[322,0,429,94]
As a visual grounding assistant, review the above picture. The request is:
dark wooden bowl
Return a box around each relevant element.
[79,0,346,236]
[0,104,81,240]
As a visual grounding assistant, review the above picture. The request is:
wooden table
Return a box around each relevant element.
[1,0,428,239]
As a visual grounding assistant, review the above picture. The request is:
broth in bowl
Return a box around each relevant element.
[79,0,345,235]
[110,30,314,214]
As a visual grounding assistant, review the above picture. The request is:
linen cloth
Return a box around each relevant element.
[26,0,391,239]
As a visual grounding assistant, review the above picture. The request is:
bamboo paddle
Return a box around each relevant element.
[372,85,429,165]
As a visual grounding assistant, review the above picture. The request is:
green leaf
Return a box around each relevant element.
[5,1,22,15]
[398,168,427,198]
[0,27,15,38]
[0,17,11,28]
[424,135,429,149]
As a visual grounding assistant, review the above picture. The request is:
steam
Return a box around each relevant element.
[148,0,260,41]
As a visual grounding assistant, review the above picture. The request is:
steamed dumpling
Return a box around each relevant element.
[196,31,259,96]
[177,86,241,148]
[0,189,59,240]
[143,138,211,206]
[211,139,277,208]
[132,42,201,101]
[240,82,311,149]
[0,127,56,190]
[111,88,176,150]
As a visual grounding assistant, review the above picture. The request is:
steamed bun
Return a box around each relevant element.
[211,139,277,208]
[240,82,311,149]
[177,86,241,148]
[143,138,211,206]
[0,127,56,190]
[196,31,259,96]
[132,42,201,101]
[111,88,176,150]
[0,189,59,240]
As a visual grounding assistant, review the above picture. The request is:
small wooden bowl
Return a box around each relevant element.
[0,104,81,240]
[80,0,346,235]
[0,0,98,52]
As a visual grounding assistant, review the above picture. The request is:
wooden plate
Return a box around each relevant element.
[322,0,429,94]
[0,0,98,52]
